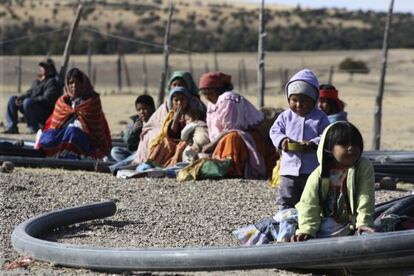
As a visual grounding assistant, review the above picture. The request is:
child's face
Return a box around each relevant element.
[172,93,188,111]
[318,98,331,115]
[332,143,361,168]
[136,103,152,121]
[184,114,193,124]
[288,94,314,117]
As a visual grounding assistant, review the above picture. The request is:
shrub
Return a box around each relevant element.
[338,58,370,74]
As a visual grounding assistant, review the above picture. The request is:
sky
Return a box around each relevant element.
[245,0,414,14]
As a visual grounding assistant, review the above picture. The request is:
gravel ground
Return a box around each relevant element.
[1,167,413,275]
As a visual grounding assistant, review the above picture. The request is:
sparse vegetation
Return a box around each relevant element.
[0,0,413,55]
[339,57,370,73]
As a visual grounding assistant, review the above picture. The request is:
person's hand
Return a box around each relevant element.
[191,144,200,153]
[202,142,215,154]
[133,117,144,130]
[15,97,24,106]
[281,138,290,151]
[173,106,183,120]
[301,141,317,151]
[290,233,312,242]
[357,226,376,235]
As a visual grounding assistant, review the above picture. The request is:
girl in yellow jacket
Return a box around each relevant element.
[292,121,375,242]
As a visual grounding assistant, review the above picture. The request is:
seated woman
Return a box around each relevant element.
[133,71,203,165]
[199,72,269,179]
[318,84,347,123]
[36,68,111,160]
[143,86,192,168]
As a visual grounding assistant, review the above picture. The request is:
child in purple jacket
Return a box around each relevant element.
[269,69,330,210]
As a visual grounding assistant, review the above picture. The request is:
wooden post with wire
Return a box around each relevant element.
[187,12,196,75]
[257,0,266,108]
[59,4,83,81]
[241,59,248,92]
[204,62,209,73]
[373,0,394,150]
[16,55,22,93]
[87,41,92,78]
[238,60,243,92]
[92,66,97,85]
[117,52,122,93]
[157,0,174,106]
[213,51,219,72]
[142,53,148,95]
[328,65,334,84]
[121,54,131,88]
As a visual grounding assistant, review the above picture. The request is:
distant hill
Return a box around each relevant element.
[0,0,413,55]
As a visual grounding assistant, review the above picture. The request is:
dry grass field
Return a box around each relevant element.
[1,49,414,150]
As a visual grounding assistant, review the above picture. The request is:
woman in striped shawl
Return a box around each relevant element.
[36,68,111,159]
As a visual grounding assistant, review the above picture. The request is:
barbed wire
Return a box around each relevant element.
[1,59,39,74]
[0,28,69,45]
[82,27,193,54]
[82,27,165,51]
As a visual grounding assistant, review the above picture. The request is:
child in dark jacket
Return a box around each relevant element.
[269,69,330,210]
[109,95,155,172]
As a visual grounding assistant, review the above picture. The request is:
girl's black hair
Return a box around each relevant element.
[321,121,364,177]
[135,95,155,110]
[319,84,337,90]
[66,68,84,84]
[185,107,206,122]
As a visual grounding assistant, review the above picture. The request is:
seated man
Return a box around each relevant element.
[4,58,62,134]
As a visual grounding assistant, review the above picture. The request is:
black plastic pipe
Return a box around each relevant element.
[0,156,113,173]
[11,201,414,272]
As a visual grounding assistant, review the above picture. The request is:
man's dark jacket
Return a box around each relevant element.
[22,75,63,114]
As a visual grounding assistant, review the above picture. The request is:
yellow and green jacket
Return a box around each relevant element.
[295,123,375,237]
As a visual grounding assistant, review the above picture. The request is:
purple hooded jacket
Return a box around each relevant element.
[269,69,330,176]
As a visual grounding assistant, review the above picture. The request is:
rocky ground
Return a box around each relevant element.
[1,167,413,275]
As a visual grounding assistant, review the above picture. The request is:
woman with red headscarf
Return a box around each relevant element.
[199,72,271,179]
[36,68,111,159]
[318,84,347,123]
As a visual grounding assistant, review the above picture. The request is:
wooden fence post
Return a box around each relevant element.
[213,51,219,72]
[59,4,83,80]
[373,0,394,150]
[117,52,122,92]
[157,0,174,106]
[16,55,22,93]
[121,54,131,88]
[241,59,248,92]
[92,66,96,85]
[142,53,148,95]
[257,0,266,108]
[188,12,196,76]
[87,41,92,78]
[204,61,209,73]
[238,60,243,92]
[328,65,334,84]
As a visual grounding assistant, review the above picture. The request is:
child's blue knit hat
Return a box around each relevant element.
[285,69,319,102]
[167,86,191,110]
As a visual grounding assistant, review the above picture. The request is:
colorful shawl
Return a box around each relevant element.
[43,93,111,158]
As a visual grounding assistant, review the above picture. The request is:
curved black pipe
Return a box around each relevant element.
[11,201,414,272]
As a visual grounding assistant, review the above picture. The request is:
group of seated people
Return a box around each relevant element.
[3,60,349,181]
[5,62,382,242]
